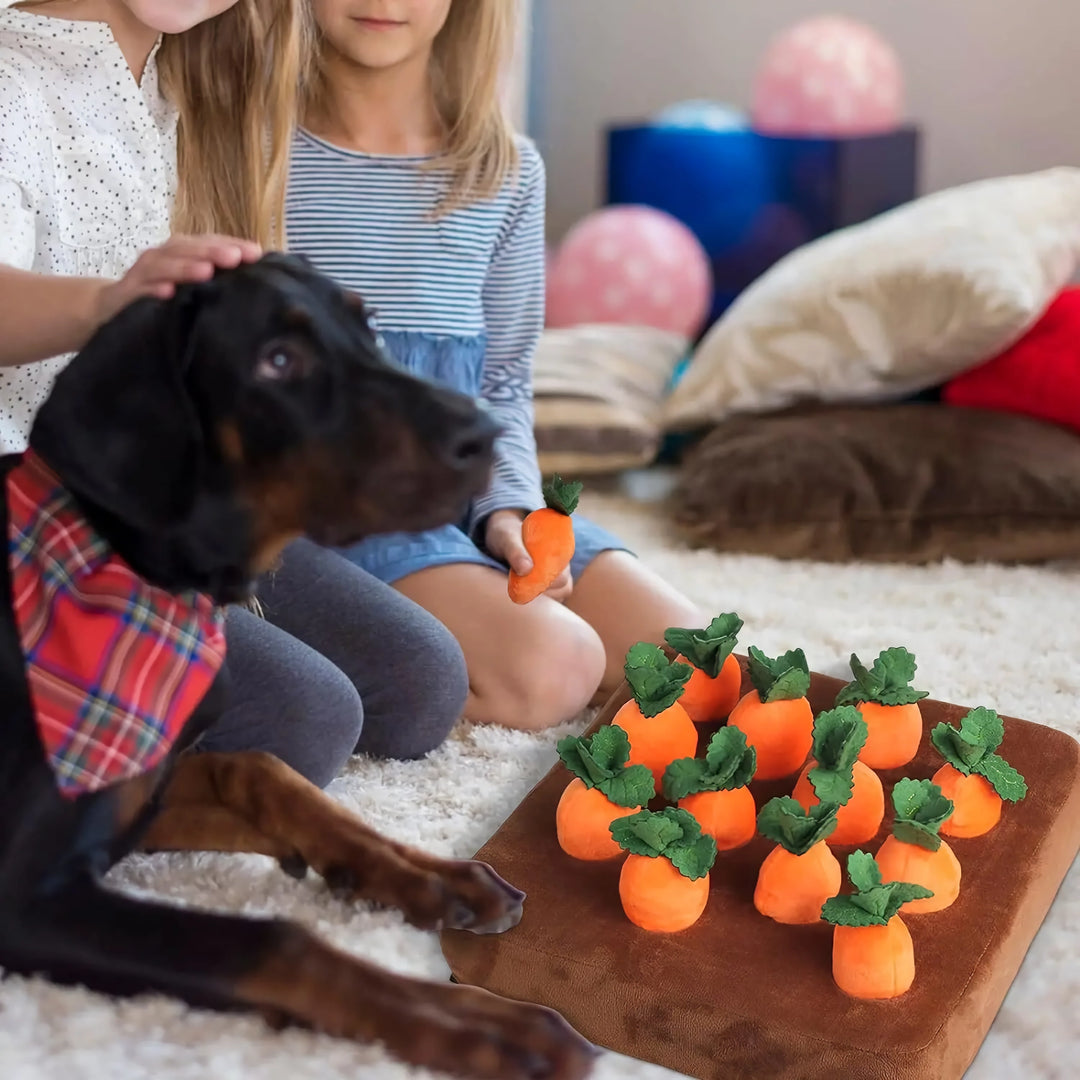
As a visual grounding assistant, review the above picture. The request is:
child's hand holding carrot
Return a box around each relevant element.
[502,476,583,605]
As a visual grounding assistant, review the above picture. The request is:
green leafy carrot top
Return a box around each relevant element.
[930,707,1028,803]
[610,807,718,880]
[663,612,743,679]
[835,647,929,708]
[757,796,838,856]
[747,646,811,704]
[542,475,583,516]
[557,724,656,809]
[624,642,692,718]
[806,706,868,806]
[821,851,933,928]
[890,778,954,852]
[662,726,757,802]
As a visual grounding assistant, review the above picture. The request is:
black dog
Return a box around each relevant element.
[0,254,594,1080]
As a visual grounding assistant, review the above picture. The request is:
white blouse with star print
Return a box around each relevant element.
[0,7,176,453]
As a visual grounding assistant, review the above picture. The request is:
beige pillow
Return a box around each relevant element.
[532,325,687,474]
[663,167,1080,431]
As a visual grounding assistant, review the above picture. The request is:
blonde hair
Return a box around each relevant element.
[160,1,313,247]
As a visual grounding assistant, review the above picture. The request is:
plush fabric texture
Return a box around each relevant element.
[442,663,1080,1080]
[663,168,1080,431]
[533,325,688,474]
[944,287,1080,429]
[671,403,1080,563]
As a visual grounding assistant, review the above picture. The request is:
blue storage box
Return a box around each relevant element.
[606,124,921,328]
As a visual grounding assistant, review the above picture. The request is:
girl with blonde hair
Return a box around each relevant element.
[291,0,701,731]
[0,0,471,783]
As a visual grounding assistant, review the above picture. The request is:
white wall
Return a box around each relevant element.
[537,0,1080,238]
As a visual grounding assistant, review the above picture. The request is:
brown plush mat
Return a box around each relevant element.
[441,662,1080,1080]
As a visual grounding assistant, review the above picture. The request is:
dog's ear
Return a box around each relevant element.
[29,291,209,531]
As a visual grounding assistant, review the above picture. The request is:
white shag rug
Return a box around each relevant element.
[2,486,1079,1080]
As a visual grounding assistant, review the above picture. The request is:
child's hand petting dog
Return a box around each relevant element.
[95,234,263,326]
[486,509,574,603]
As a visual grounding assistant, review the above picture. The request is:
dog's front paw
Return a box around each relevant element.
[437,859,525,935]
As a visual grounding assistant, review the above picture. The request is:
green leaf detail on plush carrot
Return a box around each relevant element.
[930,707,1028,803]
[821,850,934,928]
[623,642,693,718]
[890,777,954,852]
[542,475,583,516]
[747,646,811,704]
[806,706,867,806]
[662,727,757,801]
[757,796,839,856]
[835,647,930,708]
[610,807,718,880]
[556,725,656,808]
[663,613,743,678]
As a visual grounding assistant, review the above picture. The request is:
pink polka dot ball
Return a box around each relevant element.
[751,15,904,137]
[546,206,712,338]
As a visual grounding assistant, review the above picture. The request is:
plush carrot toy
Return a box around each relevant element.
[663,612,744,724]
[613,643,697,788]
[727,646,814,780]
[835,647,929,771]
[821,850,933,1000]
[875,778,961,913]
[754,797,843,925]
[555,724,656,861]
[662,727,757,851]
[930,707,1027,838]
[611,807,718,932]
[791,706,884,847]
[508,475,582,604]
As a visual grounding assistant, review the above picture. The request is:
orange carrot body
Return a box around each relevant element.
[855,701,923,771]
[615,699,698,788]
[556,778,637,861]
[678,787,756,851]
[832,916,915,1000]
[619,853,710,932]
[876,834,961,913]
[508,508,575,604]
[728,691,813,781]
[933,764,1002,838]
[676,654,742,724]
[792,760,885,846]
[754,841,842,924]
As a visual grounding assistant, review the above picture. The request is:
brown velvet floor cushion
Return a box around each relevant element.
[672,404,1080,563]
[442,662,1080,1080]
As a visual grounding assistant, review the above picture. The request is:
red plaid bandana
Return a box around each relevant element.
[7,452,226,799]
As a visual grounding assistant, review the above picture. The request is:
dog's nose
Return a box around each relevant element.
[442,411,498,469]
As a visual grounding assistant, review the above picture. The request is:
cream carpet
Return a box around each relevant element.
[2,486,1079,1080]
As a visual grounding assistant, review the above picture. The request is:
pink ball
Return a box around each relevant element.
[751,16,904,137]
[546,206,712,337]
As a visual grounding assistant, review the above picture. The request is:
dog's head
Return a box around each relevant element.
[28,253,498,600]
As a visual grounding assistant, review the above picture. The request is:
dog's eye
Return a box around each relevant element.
[255,344,307,383]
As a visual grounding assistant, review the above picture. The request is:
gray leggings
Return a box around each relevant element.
[197,539,468,788]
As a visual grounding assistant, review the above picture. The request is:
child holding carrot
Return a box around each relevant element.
[290,0,702,731]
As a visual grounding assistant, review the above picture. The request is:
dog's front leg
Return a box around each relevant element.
[141,751,525,934]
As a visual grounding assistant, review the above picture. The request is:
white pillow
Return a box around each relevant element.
[663,167,1080,431]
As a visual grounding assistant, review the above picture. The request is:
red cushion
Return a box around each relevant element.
[944,288,1080,429]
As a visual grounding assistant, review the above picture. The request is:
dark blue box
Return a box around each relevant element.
[605,124,921,328]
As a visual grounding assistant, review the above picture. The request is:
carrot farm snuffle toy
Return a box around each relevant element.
[508,475,582,604]
[555,725,656,861]
[611,807,717,932]
[791,706,884,847]
[663,726,757,851]
[835,647,929,770]
[930,707,1027,838]
[822,851,933,1000]
[727,646,814,780]
[754,797,842,925]
[663,612,743,724]
[614,643,697,787]
[875,778,961,913]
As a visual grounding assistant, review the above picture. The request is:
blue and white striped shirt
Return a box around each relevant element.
[286,130,547,530]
